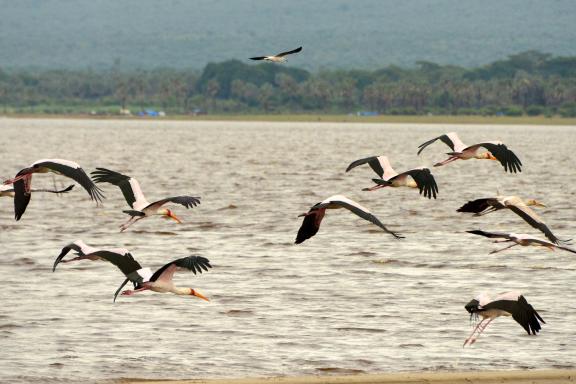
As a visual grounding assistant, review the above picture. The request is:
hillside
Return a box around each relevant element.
[1,0,575,71]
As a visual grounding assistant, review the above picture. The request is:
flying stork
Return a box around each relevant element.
[467,230,576,254]
[417,132,522,173]
[3,159,104,220]
[250,46,302,62]
[296,195,404,244]
[91,168,201,231]
[53,243,212,302]
[464,292,545,346]
[458,195,566,244]
[346,155,438,199]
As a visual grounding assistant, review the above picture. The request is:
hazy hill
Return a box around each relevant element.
[1,0,575,71]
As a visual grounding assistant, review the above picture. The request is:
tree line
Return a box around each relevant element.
[1,51,575,116]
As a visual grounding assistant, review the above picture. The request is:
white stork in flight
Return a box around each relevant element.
[91,168,201,231]
[467,230,576,254]
[296,195,404,244]
[464,292,545,346]
[346,155,438,199]
[458,195,567,244]
[417,132,522,173]
[250,46,302,62]
[53,240,212,302]
[3,159,104,220]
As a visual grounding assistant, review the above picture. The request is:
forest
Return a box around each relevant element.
[1,51,575,117]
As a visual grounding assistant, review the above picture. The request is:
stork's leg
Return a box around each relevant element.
[490,243,519,254]
[467,318,494,346]
[119,216,143,232]
[362,184,388,191]
[464,318,487,347]
[434,156,459,167]
[121,286,150,296]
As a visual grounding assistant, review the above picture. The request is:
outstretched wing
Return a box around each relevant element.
[457,198,496,214]
[90,251,145,281]
[249,56,266,60]
[476,143,522,173]
[506,203,561,244]
[466,229,512,240]
[484,295,545,335]
[393,168,438,199]
[13,177,31,221]
[91,168,149,210]
[346,156,397,180]
[144,196,201,211]
[417,132,467,155]
[276,46,302,57]
[150,256,212,283]
[52,240,97,271]
[295,204,325,244]
[32,159,104,202]
[320,196,404,239]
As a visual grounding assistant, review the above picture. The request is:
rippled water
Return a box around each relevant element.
[0,118,575,383]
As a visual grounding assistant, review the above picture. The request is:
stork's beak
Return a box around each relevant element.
[168,211,182,224]
[534,201,547,208]
[191,289,209,301]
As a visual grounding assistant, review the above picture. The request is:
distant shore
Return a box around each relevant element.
[119,369,576,384]
[2,113,576,125]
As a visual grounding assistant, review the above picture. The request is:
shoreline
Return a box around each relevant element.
[118,369,576,384]
[2,113,576,125]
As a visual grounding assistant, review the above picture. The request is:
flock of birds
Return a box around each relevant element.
[1,47,569,348]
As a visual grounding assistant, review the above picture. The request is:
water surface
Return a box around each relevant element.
[0,118,574,383]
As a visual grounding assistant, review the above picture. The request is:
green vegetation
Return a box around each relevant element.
[1,51,576,117]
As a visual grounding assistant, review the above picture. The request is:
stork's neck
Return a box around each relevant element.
[171,286,193,295]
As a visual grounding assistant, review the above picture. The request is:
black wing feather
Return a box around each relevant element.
[417,134,455,155]
[91,251,143,280]
[394,168,438,199]
[484,296,545,335]
[35,161,104,202]
[479,143,522,173]
[276,46,302,57]
[295,211,321,244]
[457,198,494,214]
[249,56,266,60]
[13,178,31,221]
[345,156,384,178]
[52,242,86,272]
[331,201,404,239]
[91,168,137,208]
[145,196,201,210]
[466,230,511,240]
[150,256,212,282]
[507,205,560,244]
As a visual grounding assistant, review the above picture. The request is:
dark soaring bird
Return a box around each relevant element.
[295,195,403,244]
[417,132,522,173]
[463,292,545,346]
[458,195,566,244]
[3,159,104,220]
[346,155,438,199]
[91,168,201,231]
[466,230,576,254]
[250,46,302,62]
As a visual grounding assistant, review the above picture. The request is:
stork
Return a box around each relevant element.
[458,195,566,244]
[3,159,104,220]
[464,292,545,346]
[250,46,302,62]
[417,132,522,173]
[467,230,576,254]
[91,168,200,231]
[346,155,438,199]
[296,194,403,244]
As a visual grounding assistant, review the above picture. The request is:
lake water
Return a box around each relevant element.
[0,118,575,383]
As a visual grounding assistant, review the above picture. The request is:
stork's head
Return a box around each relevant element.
[161,208,182,223]
[465,299,481,314]
[526,199,546,208]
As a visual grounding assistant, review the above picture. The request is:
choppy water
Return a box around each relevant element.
[0,118,575,383]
